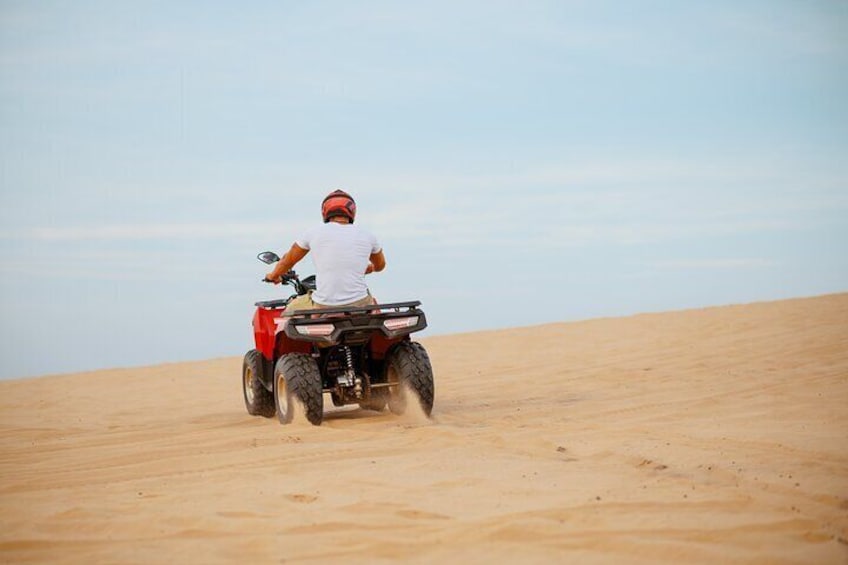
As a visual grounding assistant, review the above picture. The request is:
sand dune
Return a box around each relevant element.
[1,294,847,564]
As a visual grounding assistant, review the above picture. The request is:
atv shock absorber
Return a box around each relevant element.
[341,346,362,398]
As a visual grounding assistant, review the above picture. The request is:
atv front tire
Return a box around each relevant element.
[243,350,275,417]
[386,341,434,416]
[275,353,324,425]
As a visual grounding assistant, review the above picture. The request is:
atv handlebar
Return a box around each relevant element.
[262,270,313,297]
[262,269,298,284]
[257,252,316,295]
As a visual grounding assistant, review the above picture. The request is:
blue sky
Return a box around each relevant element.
[1,1,846,379]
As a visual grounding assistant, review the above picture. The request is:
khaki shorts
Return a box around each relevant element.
[286,291,375,314]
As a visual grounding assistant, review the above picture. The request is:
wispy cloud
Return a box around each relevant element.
[358,155,839,248]
[719,4,848,57]
[645,258,778,270]
[0,222,310,242]
[5,152,838,251]
[0,247,257,282]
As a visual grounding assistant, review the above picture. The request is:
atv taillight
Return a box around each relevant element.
[383,316,419,331]
[295,323,335,337]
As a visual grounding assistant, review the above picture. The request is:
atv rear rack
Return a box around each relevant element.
[282,300,422,318]
[281,301,426,344]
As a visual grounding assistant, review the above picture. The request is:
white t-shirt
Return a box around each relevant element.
[296,222,382,305]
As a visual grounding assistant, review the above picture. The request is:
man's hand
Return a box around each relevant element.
[266,243,309,283]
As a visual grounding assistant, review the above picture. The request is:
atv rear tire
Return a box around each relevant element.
[243,350,275,417]
[275,353,323,426]
[386,341,434,416]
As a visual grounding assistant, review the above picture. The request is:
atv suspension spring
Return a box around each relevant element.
[343,345,354,371]
[342,346,362,398]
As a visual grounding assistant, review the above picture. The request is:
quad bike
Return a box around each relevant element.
[242,251,435,426]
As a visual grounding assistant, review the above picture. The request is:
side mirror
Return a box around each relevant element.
[257,251,281,264]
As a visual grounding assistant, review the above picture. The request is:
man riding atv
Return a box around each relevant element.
[265,189,386,310]
[245,189,434,426]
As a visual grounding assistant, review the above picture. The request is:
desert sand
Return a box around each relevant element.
[1,294,847,564]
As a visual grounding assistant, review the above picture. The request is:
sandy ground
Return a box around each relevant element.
[1,294,847,564]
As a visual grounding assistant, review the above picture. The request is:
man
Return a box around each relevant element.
[266,190,386,310]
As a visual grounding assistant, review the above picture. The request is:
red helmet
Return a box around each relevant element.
[321,190,356,223]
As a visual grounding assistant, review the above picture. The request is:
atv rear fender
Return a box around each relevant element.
[252,305,310,361]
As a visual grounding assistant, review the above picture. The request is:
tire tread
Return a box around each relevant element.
[243,349,275,418]
[387,341,434,416]
[276,353,323,425]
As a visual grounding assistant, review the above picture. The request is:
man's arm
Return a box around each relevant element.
[365,250,386,274]
[266,243,309,282]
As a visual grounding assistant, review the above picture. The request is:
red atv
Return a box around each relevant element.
[242,251,435,426]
